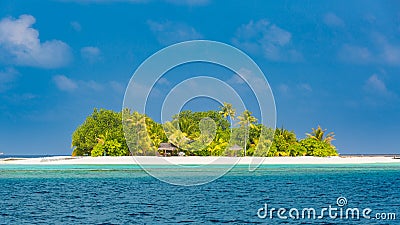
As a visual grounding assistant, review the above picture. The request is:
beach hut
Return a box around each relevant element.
[158,143,178,157]
[229,144,242,157]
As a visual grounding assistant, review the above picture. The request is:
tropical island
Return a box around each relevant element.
[71,103,338,157]
[2,104,399,165]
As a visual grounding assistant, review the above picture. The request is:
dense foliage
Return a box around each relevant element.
[71,106,338,157]
[71,109,129,156]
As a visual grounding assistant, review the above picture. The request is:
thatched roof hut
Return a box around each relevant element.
[229,144,242,151]
[158,143,178,156]
[228,144,242,157]
[158,143,177,151]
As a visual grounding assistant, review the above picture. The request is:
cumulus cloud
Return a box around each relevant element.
[81,46,101,63]
[53,75,78,92]
[0,67,18,92]
[277,84,289,94]
[0,15,72,68]
[70,21,82,31]
[364,14,377,24]
[228,74,245,85]
[110,81,125,93]
[338,44,372,63]
[4,93,37,103]
[373,33,400,65]
[147,20,203,45]
[232,19,302,62]
[84,80,103,91]
[363,74,397,106]
[323,13,344,27]
[157,77,171,85]
[297,83,312,92]
[53,74,112,93]
[275,83,313,97]
[363,74,395,98]
[338,33,400,66]
[227,67,272,96]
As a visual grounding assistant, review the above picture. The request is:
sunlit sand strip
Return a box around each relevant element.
[0,156,399,165]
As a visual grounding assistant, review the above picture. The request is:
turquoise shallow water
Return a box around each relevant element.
[0,164,399,224]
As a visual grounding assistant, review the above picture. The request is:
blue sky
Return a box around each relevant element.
[0,0,399,155]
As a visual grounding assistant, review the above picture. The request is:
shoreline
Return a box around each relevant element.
[1,156,400,165]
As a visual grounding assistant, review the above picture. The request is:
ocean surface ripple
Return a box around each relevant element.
[0,164,399,224]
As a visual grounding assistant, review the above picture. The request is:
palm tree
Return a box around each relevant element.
[219,102,236,134]
[95,134,106,156]
[124,112,151,155]
[178,117,198,140]
[237,110,257,156]
[306,125,335,144]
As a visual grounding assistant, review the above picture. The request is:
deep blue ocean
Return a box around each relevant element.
[0,163,399,224]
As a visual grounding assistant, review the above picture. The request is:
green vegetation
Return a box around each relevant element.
[71,109,129,156]
[71,105,338,157]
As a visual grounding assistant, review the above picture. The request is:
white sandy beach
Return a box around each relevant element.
[0,156,399,165]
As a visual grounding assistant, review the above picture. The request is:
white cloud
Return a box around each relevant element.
[53,75,129,95]
[275,83,312,97]
[81,46,101,63]
[232,19,302,62]
[363,74,395,97]
[0,15,72,68]
[228,74,245,85]
[3,93,37,105]
[338,33,400,66]
[297,83,312,92]
[110,81,125,93]
[158,77,170,85]
[364,14,377,24]
[323,13,344,27]
[277,84,289,94]
[147,20,203,45]
[338,44,372,64]
[232,67,271,95]
[83,80,103,91]
[70,21,81,31]
[0,67,18,92]
[373,33,400,65]
[363,74,398,106]
[53,75,78,91]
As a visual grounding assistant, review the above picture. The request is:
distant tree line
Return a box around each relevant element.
[71,105,338,157]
